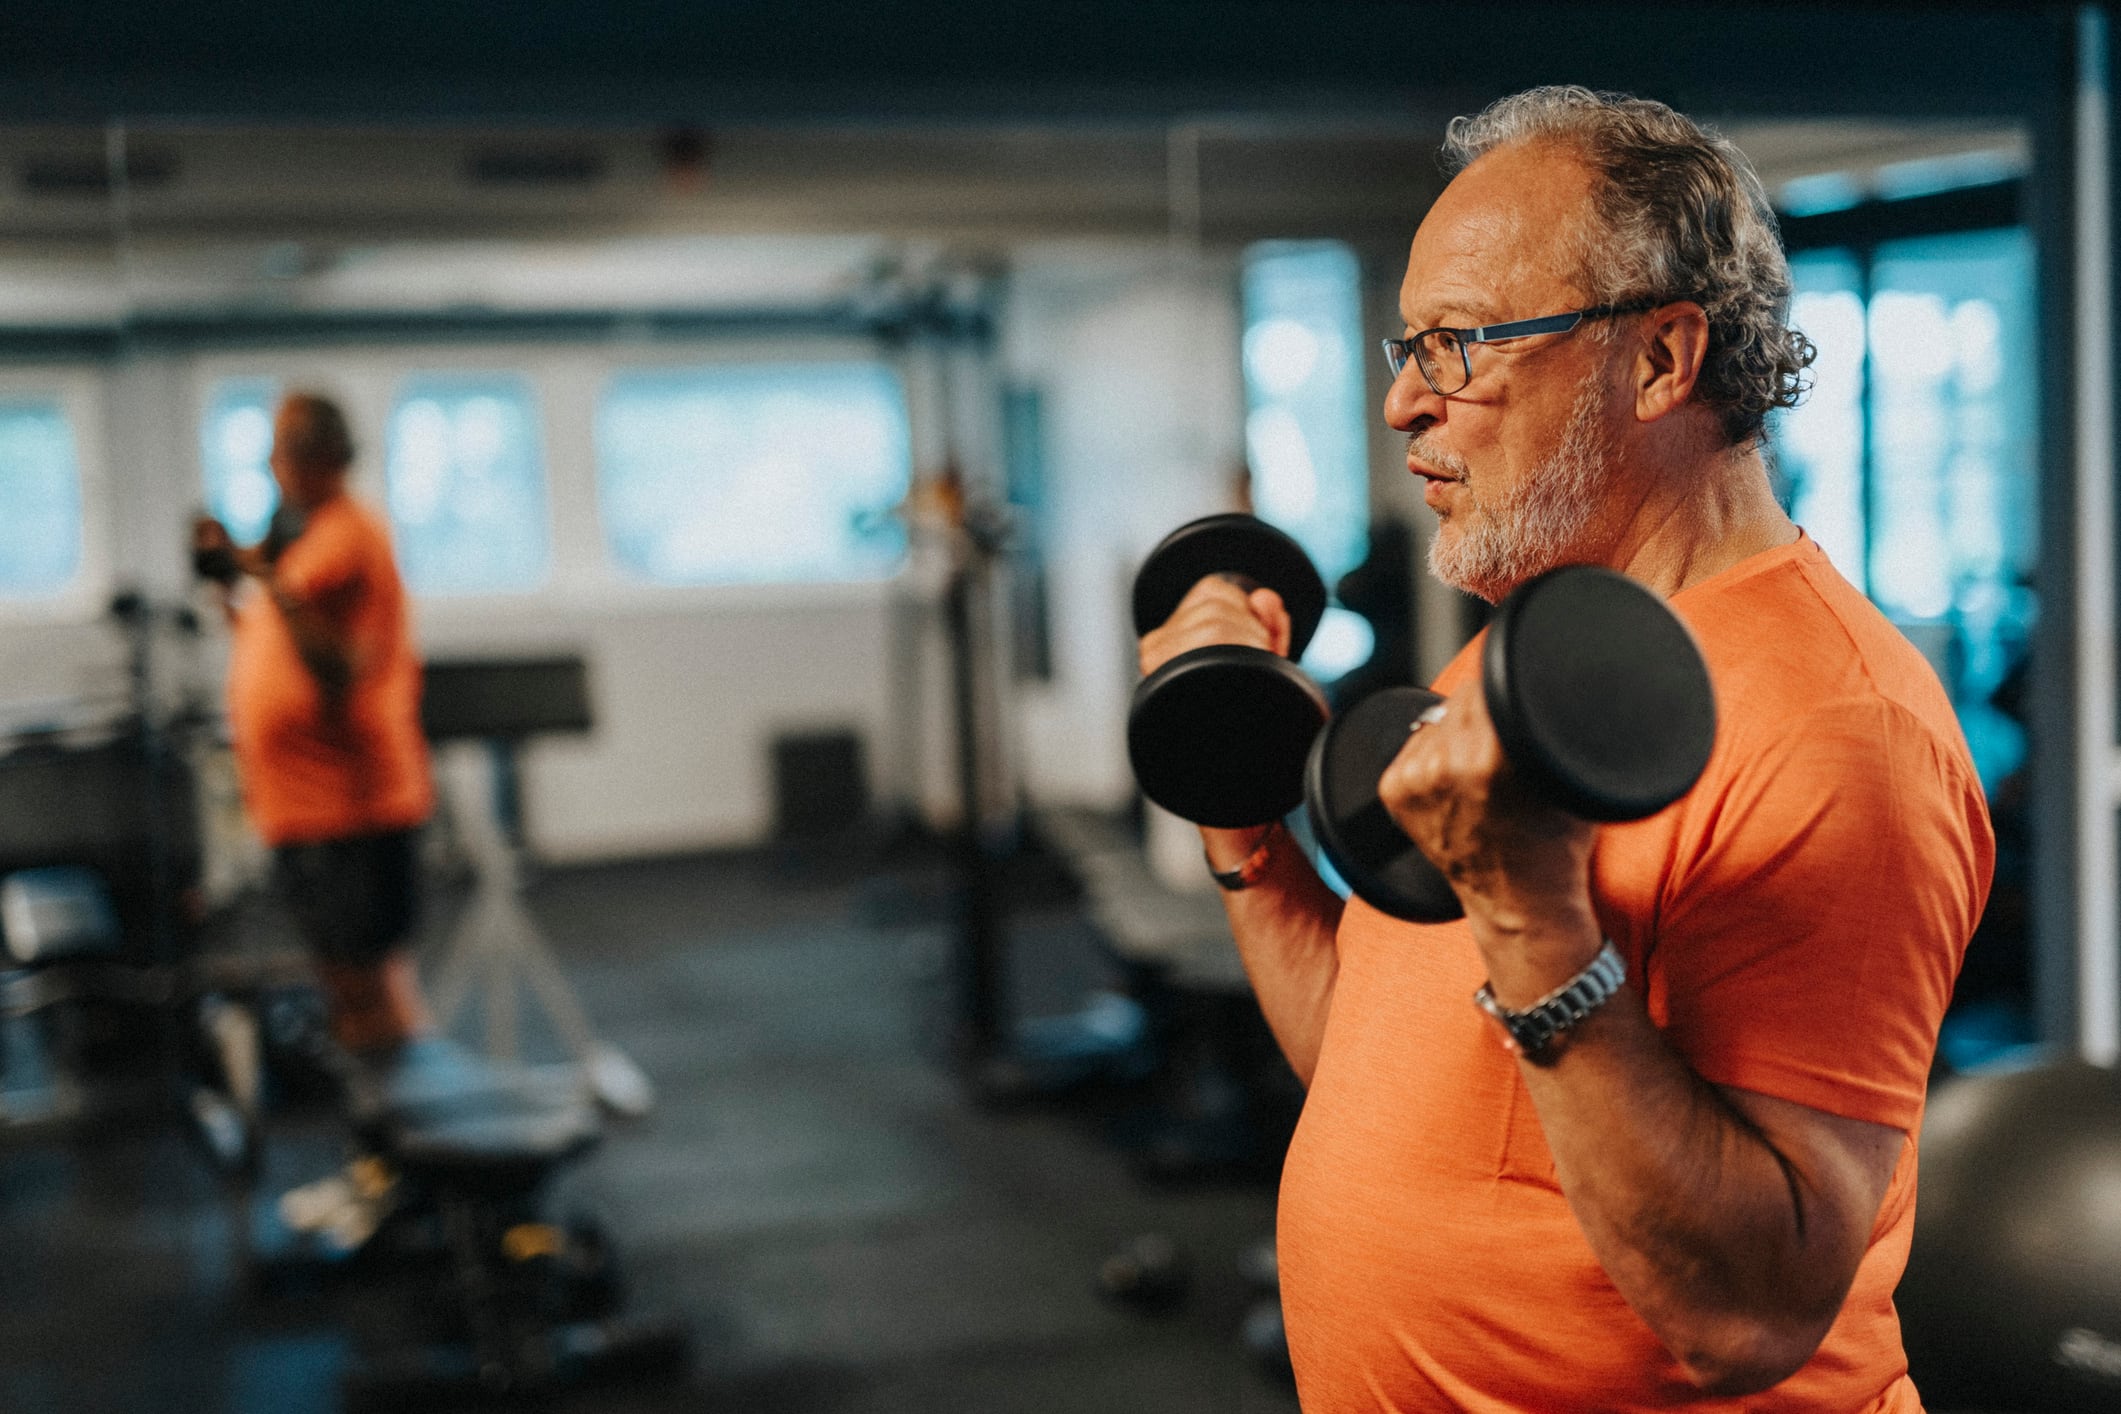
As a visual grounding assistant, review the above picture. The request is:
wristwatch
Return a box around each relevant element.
[1473,940,1626,1064]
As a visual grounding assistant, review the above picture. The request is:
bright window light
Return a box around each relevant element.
[0,399,84,597]
[1777,257,1868,589]
[200,378,281,546]
[1775,228,2037,797]
[1869,228,2037,792]
[1240,243,1368,587]
[1301,605,1377,682]
[1873,149,2023,202]
[1243,241,1371,685]
[1779,172,1865,218]
[386,374,551,596]
[594,362,912,586]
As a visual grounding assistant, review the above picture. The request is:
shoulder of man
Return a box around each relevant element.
[1655,543,1993,937]
[277,494,391,594]
[1682,540,1965,766]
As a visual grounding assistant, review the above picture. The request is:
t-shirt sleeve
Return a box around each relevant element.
[1649,695,1992,1132]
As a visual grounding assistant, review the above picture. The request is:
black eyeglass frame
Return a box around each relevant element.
[1381,301,1658,395]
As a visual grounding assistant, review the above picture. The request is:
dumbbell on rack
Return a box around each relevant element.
[1129,515,1718,922]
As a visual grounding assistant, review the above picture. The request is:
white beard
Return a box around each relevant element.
[1424,373,1611,603]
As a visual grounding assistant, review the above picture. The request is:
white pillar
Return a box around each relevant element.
[2075,3,2118,1065]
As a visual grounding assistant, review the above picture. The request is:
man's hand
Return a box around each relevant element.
[1137,575,1293,678]
[1376,675,1602,1003]
[191,514,232,555]
[192,514,271,580]
[197,512,359,713]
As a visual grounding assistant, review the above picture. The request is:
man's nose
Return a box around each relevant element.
[1383,363,1446,431]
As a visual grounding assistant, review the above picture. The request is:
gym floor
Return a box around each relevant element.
[0,840,1299,1413]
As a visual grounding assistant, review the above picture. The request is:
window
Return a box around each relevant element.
[386,375,550,595]
[1868,231,2037,799]
[1779,253,1867,584]
[1241,241,1373,678]
[0,399,84,597]
[594,362,911,586]
[1776,228,2037,795]
[199,378,281,546]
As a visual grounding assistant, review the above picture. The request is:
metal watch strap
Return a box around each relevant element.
[1205,823,1280,891]
[1473,940,1627,1063]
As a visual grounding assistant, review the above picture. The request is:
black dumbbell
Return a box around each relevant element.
[1127,514,1330,829]
[1305,564,1717,922]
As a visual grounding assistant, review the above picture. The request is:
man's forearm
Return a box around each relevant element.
[1203,824,1343,1085]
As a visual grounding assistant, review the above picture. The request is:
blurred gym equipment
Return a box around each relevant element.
[0,592,272,1172]
[1901,1059,2121,1411]
[329,1036,687,1410]
[420,656,653,1117]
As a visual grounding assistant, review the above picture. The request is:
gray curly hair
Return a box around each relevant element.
[1441,86,1814,447]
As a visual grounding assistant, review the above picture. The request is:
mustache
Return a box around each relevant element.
[1407,434,1471,480]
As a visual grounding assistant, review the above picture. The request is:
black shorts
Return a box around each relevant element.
[274,827,422,967]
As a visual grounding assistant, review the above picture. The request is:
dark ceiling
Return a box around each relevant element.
[0,2,2077,126]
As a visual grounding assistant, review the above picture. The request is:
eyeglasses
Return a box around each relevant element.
[1381,302,1655,396]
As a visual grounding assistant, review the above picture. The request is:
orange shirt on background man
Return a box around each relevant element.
[226,492,434,847]
[1278,533,1994,1412]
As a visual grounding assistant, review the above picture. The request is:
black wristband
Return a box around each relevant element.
[1206,823,1279,891]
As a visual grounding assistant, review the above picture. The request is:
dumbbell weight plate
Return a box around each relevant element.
[1305,686,1464,923]
[1131,514,1327,661]
[1483,566,1717,824]
[1130,647,1328,828]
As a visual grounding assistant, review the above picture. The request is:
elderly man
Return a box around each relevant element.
[195,392,436,1059]
[1141,89,1991,1409]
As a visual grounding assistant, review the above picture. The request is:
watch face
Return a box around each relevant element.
[1515,1012,1558,1054]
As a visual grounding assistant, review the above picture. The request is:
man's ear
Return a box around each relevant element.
[1634,302,1711,424]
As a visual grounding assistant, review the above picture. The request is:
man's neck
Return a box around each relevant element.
[1598,442,1796,600]
[287,479,349,515]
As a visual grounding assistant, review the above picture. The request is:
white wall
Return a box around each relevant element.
[1002,243,1249,811]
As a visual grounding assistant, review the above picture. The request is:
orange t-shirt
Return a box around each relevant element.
[1278,534,1994,1412]
[226,493,434,847]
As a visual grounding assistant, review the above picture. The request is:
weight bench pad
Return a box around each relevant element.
[347,1036,601,1179]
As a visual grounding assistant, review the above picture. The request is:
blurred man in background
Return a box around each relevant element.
[193,391,435,1060]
